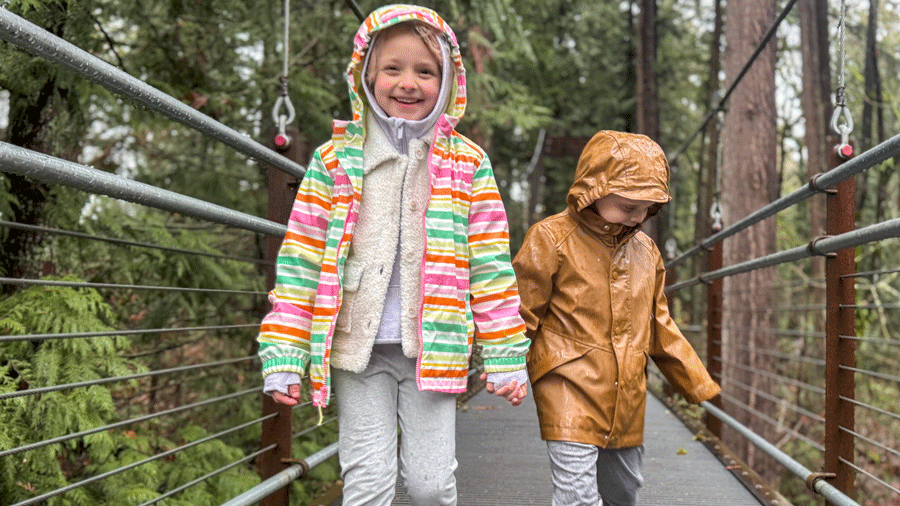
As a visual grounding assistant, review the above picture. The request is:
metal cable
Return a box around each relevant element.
[840,302,900,310]
[0,324,258,343]
[838,457,900,496]
[719,322,826,339]
[0,9,306,179]
[137,444,276,506]
[840,335,900,347]
[839,365,900,384]
[667,133,900,270]
[0,277,265,296]
[7,413,278,506]
[843,268,900,278]
[723,339,826,368]
[838,425,900,460]
[0,220,270,265]
[666,0,801,167]
[667,217,900,293]
[725,375,824,423]
[839,395,900,423]
[0,142,288,238]
[717,391,824,451]
[0,356,255,401]
[721,358,824,395]
[0,388,258,459]
[292,416,338,440]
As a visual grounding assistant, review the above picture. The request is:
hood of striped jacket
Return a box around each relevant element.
[347,4,466,130]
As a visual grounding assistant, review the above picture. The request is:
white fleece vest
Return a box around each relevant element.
[329,115,431,373]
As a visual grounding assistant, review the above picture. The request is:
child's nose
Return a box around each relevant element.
[399,71,416,89]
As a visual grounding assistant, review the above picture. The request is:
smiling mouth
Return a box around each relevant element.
[393,97,421,105]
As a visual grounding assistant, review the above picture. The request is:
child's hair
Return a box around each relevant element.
[364,21,443,90]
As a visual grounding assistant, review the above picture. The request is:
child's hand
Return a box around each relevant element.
[480,372,528,406]
[272,383,301,406]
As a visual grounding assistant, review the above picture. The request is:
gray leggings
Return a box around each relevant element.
[333,344,458,506]
[547,440,644,506]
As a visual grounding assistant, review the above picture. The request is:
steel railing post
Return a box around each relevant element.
[259,127,309,506]
[823,137,857,501]
[706,240,723,438]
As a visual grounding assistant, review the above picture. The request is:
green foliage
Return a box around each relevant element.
[0,278,142,504]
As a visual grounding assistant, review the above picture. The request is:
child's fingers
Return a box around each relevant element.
[495,381,518,398]
[272,391,299,406]
[288,383,301,399]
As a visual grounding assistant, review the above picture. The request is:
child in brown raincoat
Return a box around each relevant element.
[512,130,721,506]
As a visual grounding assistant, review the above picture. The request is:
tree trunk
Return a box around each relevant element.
[721,0,779,481]
[1,4,76,292]
[798,0,831,286]
[860,0,890,271]
[635,0,663,245]
[695,0,723,244]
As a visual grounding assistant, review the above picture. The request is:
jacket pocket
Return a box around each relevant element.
[527,326,594,383]
[337,260,366,332]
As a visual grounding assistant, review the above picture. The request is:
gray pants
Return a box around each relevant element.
[547,441,644,506]
[333,344,457,506]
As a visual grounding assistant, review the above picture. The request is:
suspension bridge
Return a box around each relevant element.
[1,3,899,506]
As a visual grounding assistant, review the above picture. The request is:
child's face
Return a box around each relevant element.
[593,194,656,227]
[370,29,442,121]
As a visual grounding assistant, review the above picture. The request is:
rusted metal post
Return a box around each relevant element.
[823,137,856,502]
[706,240,723,438]
[259,126,307,506]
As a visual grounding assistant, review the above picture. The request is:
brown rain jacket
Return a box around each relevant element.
[513,130,721,448]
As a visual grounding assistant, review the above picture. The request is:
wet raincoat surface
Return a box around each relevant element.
[256,5,529,408]
[513,130,720,448]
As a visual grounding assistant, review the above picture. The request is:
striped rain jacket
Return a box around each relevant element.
[257,4,530,408]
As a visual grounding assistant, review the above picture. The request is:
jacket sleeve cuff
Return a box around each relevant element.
[684,380,722,404]
[263,372,302,395]
[486,369,529,389]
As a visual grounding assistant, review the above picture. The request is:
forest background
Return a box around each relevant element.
[1,0,898,505]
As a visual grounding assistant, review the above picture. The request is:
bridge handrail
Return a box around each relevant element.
[0,8,306,179]
[666,217,900,293]
[219,443,340,506]
[666,132,900,269]
[0,141,287,238]
[700,401,860,506]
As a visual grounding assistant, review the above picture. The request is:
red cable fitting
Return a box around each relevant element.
[274,134,291,149]
[837,144,853,159]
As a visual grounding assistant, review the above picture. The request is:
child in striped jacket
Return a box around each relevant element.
[256,5,530,505]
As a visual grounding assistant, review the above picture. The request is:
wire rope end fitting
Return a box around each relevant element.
[805,471,835,493]
[807,236,836,258]
[807,173,837,194]
[273,132,291,150]
[281,458,311,478]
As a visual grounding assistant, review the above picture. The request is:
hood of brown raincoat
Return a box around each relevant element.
[566,130,672,214]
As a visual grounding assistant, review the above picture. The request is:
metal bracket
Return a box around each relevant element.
[807,236,836,258]
[281,458,310,477]
[806,472,836,492]
[808,174,837,195]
